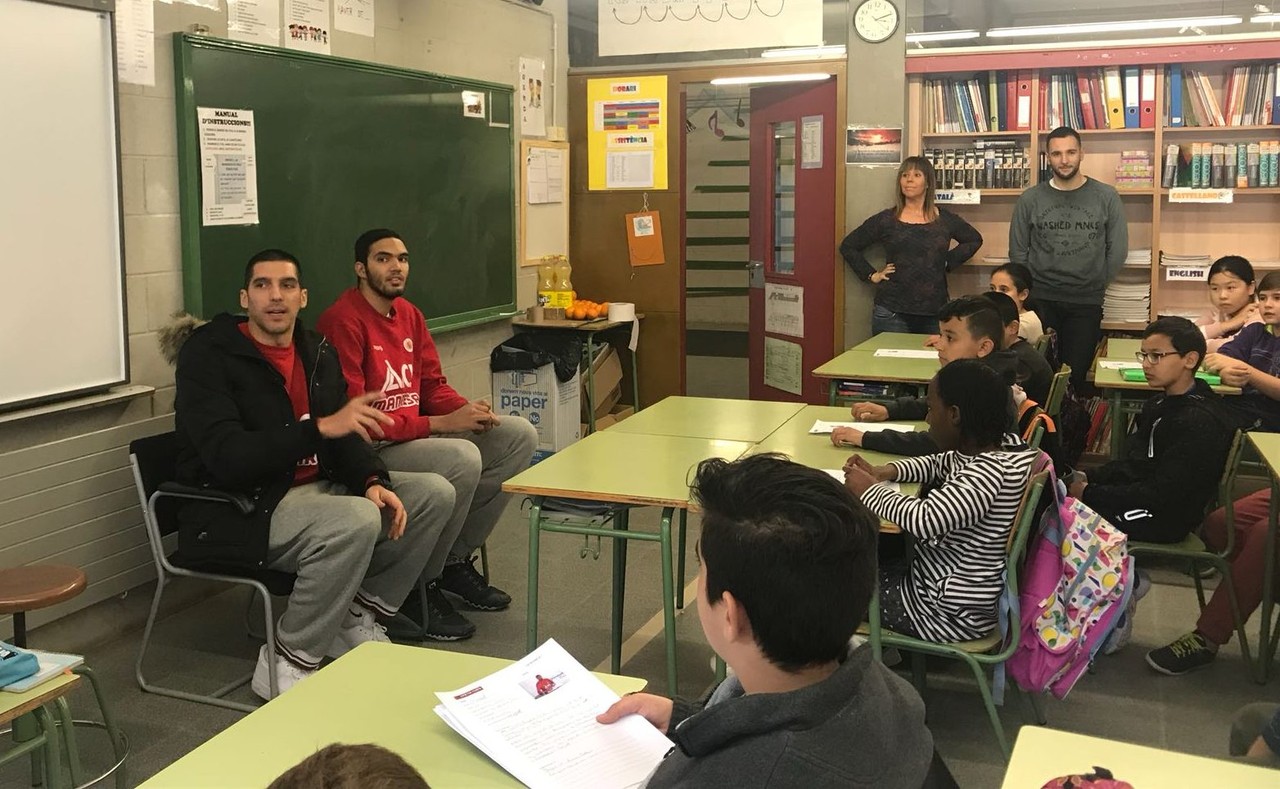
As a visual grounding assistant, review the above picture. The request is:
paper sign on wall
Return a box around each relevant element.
[765,283,804,338]
[588,76,668,190]
[625,211,665,266]
[115,0,155,87]
[597,0,823,57]
[519,57,547,137]
[334,0,374,36]
[525,147,564,204]
[800,115,823,169]
[764,337,804,396]
[284,0,331,54]
[197,107,260,226]
[227,0,280,46]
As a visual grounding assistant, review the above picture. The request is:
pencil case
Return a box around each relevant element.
[1119,368,1221,385]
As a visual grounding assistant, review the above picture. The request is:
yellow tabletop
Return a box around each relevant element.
[503,430,752,507]
[847,332,935,353]
[1001,726,1280,788]
[605,396,807,442]
[747,405,926,491]
[1102,337,1142,360]
[0,672,80,726]
[812,349,940,383]
[140,643,647,789]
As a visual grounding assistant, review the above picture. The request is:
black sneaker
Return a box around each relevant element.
[424,581,476,641]
[440,557,512,611]
[1145,631,1216,675]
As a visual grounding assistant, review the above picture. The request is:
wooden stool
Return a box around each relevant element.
[0,566,86,647]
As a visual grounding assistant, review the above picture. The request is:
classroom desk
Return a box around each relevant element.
[1092,352,1240,458]
[1001,726,1279,788]
[138,643,646,788]
[812,350,940,405]
[605,396,806,442]
[1249,432,1280,683]
[503,430,753,693]
[846,332,934,353]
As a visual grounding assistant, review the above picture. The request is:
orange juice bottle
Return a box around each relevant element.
[550,257,574,309]
[536,259,556,307]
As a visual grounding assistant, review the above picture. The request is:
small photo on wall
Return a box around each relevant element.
[462,90,487,120]
[845,127,902,165]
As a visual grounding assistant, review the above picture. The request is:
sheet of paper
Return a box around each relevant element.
[763,337,803,395]
[809,421,917,435]
[115,0,154,87]
[764,283,804,338]
[1097,360,1139,370]
[197,107,260,226]
[545,149,565,202]
[227,0,280,46]
[284,0,331,54]
[822,470,901,493]
[519,56,547,137]
[434,639,669,789]
[606,151,655,189]
[526,148,550,204]
[801,114,823,169]
[873,348,939,359]
[334,0,374,36]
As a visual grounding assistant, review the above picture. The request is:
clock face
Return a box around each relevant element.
[854,0,899,43]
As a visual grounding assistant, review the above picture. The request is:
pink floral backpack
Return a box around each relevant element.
[1006,461,1134,699]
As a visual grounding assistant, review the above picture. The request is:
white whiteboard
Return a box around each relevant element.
[0,0,127,410]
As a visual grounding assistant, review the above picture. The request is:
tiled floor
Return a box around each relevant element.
[3,499,1274,788]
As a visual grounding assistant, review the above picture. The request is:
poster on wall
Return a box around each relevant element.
[845,126,902,166]
[227,0,281,46]
[519,57,547,137]
[597,0,823,56]
[587,76,668,191]
[284,0,331,54]
[115,0,155,87]
[763,337,803,395]
[197,107,260,226]
[334,0,374,37]
[764,283,804,338]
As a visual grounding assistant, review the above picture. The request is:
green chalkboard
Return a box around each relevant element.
[174,34,516,332]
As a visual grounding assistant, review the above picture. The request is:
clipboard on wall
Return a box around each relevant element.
[625,210,665,266]
[519,140,570,266]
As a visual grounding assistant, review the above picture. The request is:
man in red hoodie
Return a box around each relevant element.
[318,229,537,641]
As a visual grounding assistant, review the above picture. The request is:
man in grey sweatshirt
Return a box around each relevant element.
[595,455,936,788]
[1010,126,1128,388]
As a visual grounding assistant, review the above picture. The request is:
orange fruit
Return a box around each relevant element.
[599,301,611,315]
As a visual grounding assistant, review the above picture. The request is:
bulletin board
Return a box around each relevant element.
[519,140,570,267]
[586,75,669,191]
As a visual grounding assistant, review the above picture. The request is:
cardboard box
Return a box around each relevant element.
[492,363,581,462]
[583,344,624,419]
[582,404,636,434]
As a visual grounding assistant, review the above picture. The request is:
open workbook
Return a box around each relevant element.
[434,639,672,789]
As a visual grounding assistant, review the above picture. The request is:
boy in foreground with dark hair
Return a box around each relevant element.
[596,454,934,788]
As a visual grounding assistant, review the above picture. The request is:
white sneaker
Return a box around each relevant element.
[251,644,314,701]
[326,603,390,660]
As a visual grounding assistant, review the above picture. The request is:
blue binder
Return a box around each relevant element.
[1123,67,1140,128]
[1168,66,1184,127]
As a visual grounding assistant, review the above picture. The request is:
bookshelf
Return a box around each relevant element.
[906,49,1280,331]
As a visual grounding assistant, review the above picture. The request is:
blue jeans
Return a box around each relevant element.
[872,304,940,336]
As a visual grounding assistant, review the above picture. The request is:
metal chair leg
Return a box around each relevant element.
[73,666,128,789]
[963,655,1010,759]
[526,498,544,653]
[32,705,62,789]
[676,509,688,609]
[51,698,83,788]
[611,509,630,675]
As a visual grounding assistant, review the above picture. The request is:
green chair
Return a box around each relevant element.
[1044,364,1071,418]
[1033,328,1054,356]
[1127,430,1255,676]
[1027,423,1046,451]
[879,469,1050,759]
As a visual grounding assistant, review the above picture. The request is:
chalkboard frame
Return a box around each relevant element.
[173,34,518,334]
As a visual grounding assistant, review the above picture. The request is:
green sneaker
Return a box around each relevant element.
[1145,632,1216,676]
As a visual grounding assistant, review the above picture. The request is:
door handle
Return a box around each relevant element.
[747,260,764,289]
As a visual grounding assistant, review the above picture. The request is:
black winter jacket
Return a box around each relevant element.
[1081,378,1236,541]
[173,313,390,566]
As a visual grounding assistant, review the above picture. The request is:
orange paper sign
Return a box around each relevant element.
[625,211,665,266]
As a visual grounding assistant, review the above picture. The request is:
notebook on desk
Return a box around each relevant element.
[2,650,83,693]
[1118,368,1221,386]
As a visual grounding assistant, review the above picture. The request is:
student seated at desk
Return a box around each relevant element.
[596,454,936,788]
[833,296,1057,465]
[843,360,1039,643]
[318,228,537,641]
[1202,270,1280,433]
[1066,318,1235,544]
[1197,255,1260,354]
[989,262,1044,345]
[169,250,454,699]
[980,290,1053,405]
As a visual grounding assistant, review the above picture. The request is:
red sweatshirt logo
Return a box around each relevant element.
[375,359,420,413]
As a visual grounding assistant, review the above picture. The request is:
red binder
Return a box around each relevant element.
[1139,67,1156,128]
[1078,71,1096,130]
[1016,70,1032,131]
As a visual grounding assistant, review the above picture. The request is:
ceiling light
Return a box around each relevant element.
[710,73,831,86]
[987,16,1243,38]
[760,45,846,59]
[1252,13,1280,22]
[905,30,981,43]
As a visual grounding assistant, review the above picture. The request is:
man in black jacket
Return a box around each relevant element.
[1068,316,1236,543]
[173,250,455,700]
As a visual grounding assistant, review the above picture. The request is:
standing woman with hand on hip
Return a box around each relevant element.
[840,156,983,336]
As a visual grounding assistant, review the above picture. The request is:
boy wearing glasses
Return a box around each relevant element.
[1066,316,1235,544]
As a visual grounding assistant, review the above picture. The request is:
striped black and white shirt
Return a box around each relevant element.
[862,444,1038,643]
